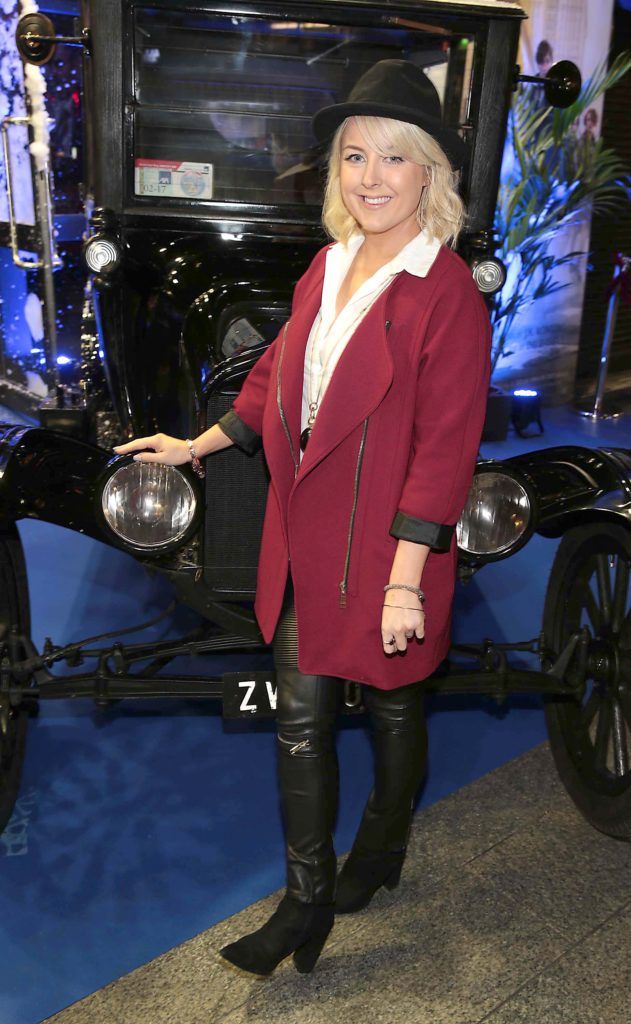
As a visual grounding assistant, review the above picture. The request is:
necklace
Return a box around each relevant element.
[299,284,391,452]
[300,297,378,451]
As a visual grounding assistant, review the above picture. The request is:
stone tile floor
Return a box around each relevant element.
[43,744,631,1024]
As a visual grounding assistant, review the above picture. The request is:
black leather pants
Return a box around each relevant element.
[272,580,427,905]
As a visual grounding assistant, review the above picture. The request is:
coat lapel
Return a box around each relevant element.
[294,286,395,482]
[269,258,398,493]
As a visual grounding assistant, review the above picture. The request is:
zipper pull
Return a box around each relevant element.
[290,740,311,756]
[339,581,347,608]
[385,320,392,333]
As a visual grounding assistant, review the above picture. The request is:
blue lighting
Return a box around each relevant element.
[57,355,72,365]
[514,389,538,397]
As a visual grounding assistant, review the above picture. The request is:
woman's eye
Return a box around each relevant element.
[344,153,364,163]
[385,155,404,164]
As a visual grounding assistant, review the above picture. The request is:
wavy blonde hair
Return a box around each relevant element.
[322,115,465,248]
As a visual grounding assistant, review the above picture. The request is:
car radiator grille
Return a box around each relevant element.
[204,392,269,596]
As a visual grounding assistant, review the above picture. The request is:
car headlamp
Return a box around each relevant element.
[457,468,533,559]
[101,462,197,550]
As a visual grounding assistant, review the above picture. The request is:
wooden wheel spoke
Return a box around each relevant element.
[595,554,613,627]
[581,687,600,728]
[583,587,601,633]
[611,700,630,778]
[611,559,630,634]
[619,689,631,731]
[593,697,613,772]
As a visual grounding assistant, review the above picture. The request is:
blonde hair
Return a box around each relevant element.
[322,115,465,248]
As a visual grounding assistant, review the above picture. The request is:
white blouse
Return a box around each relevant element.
[300,229,442,459]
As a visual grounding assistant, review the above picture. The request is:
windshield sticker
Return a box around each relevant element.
[134,159,213,199]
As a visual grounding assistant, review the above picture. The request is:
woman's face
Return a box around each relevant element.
[339,120,428,244]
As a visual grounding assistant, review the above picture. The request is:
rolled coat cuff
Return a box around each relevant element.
[217,409,262,455]
[389,511,454,551]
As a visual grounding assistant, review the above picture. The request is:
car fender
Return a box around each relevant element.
[505,444,631,538]
[0,423,113,540]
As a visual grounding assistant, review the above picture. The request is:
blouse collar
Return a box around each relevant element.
[332,227,442,279]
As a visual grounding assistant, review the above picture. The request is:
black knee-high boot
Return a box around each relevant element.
[276,668,340,906]
[335,680,427,914]
[220,590,339,976]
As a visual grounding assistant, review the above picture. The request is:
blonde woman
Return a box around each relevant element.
[115,60,491,977]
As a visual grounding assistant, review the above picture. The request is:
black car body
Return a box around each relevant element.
[1,0,630,841]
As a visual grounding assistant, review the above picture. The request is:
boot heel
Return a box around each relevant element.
[383,860,403,891]
[293,918,333,974]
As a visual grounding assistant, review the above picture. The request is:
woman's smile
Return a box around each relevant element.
[359,195,393,206]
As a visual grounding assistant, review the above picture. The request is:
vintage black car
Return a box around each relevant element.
[1,0,630,844]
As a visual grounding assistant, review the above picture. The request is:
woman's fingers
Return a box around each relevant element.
[381,607,425,654]
[131,450,166,463]
[111,434,190,467]
[113,435,160,455]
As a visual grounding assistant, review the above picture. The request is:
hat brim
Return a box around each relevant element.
[312,101,468,169]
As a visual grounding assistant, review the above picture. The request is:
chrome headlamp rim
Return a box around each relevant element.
[95,456,202,556]
[457,462,538,563]
[472,257,507,295]
[82,233,122,276]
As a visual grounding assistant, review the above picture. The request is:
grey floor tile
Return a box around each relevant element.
[405,743,568,881]
[480,901,631,1024]
[40,896,367,1024]
[43,743,627,1024]
[217,868,567,1024]
[467,804,631,941]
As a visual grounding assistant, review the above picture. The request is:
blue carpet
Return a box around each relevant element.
[0,404,629,1024]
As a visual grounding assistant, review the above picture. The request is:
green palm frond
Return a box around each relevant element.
[491,50,631,375]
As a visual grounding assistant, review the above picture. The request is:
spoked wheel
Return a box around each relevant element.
[0,525,32,834]
[543,523,631,839]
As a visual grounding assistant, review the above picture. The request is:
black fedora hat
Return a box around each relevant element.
[312,59,467,168]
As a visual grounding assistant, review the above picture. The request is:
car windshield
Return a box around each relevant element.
[133,7,476,206]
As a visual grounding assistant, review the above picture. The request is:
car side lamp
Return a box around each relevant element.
[472,257,507,295]
[514,60,582,108]
[83,234,122,277]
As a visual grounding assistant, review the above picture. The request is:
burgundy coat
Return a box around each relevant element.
[219,243,491,689]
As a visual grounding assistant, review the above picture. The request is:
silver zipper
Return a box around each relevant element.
[278,737,312,756]
[339,417,369,607]
[276,322,299,478]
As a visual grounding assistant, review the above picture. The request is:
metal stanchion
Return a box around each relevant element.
[576,253,630,420]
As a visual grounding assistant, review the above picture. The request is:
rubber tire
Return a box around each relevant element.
[0,524,31,835]
[543,523,631,839]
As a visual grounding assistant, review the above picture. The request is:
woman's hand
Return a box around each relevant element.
[113,433,190,466]
[381,600,425,654]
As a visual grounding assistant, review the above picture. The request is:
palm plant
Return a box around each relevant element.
[491,52,631,375]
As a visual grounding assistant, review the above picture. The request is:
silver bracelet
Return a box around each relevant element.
[383,583,425,601]
[185,439,206,479]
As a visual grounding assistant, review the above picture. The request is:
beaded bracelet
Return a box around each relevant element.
[185,439,206,479]
[384,583,425,602]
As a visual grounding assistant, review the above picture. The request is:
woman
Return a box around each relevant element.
[114,60,491,977]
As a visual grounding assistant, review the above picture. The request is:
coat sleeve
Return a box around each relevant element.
[389,276,491,551]
[217,329,283,455]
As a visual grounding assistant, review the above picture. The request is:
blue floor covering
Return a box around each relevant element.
[0,403,629,1023]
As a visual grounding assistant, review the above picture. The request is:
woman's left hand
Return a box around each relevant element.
[381,602,425,654]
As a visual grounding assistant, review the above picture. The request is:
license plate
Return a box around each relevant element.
[223,671,278,718]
